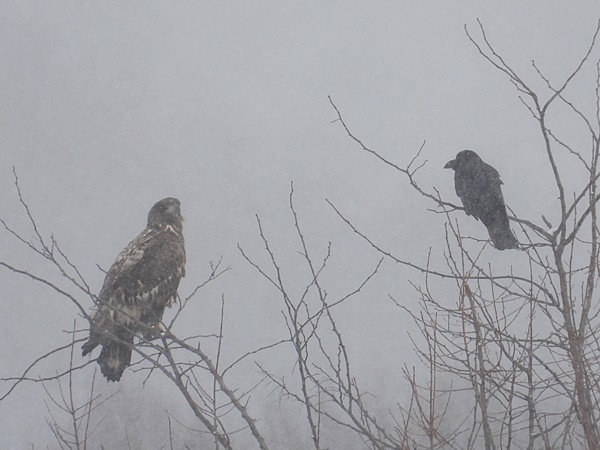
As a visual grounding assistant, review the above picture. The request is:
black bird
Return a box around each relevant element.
[444,150,519,250]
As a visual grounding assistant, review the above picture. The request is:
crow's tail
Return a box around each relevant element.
[484,212,519,250]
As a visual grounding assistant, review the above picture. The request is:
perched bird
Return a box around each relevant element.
[444,150,519,250]
[82,198,186,381]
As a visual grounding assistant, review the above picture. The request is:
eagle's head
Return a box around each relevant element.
[147,197,183,232]
[444,150,481,170]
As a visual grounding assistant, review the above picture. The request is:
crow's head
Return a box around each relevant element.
[444,150,481,170]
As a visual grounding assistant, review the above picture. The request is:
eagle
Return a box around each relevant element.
[82,197,186,381]
[444,150,519,250]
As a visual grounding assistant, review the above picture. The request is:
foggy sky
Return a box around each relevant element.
[1,2,599,447]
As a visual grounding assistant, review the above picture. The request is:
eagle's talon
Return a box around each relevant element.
[142,323,166,341]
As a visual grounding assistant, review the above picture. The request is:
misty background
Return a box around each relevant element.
[1,2,599,448]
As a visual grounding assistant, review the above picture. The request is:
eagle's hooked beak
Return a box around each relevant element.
[444,159,457,170]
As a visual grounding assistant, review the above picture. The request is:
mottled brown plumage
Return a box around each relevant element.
[82,198,186,381]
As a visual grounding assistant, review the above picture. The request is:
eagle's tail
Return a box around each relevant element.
[97,339,133,382]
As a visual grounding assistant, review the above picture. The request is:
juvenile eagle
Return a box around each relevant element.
[444,150,519,250]
[82,197,186,381]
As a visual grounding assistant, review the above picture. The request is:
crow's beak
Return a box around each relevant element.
[444,159,457,169]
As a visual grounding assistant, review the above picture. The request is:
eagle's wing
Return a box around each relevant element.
[97,226,185,331]
[107,228,185,304]
[82,226,186,381]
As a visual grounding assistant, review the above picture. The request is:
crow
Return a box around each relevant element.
[444,150,519,250]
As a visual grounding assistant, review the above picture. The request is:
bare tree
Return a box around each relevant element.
[239,184,401,449]
[0,173,269,449]
[326,18,600,450]
[42,321,117,450]
[3,19,600,450]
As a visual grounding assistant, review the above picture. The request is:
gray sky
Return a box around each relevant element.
[1,2,599,447]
